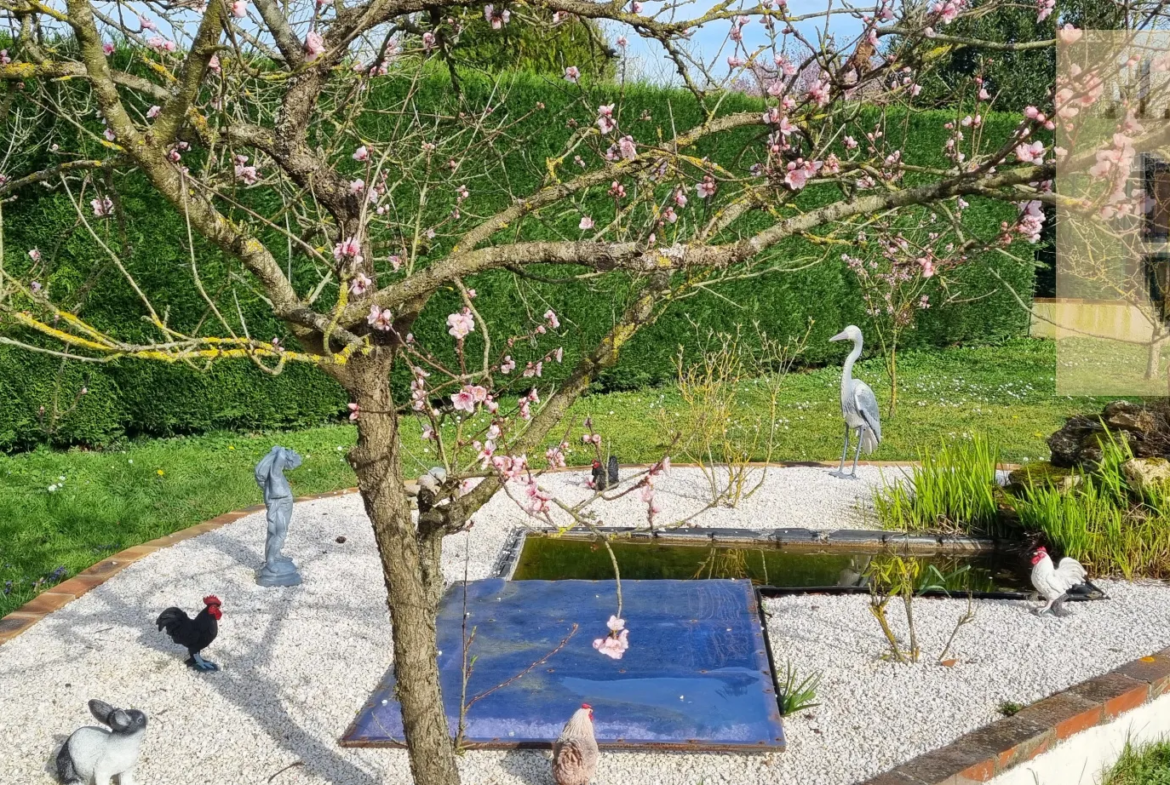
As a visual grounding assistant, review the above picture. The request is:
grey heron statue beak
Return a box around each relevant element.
[829,330,849,342]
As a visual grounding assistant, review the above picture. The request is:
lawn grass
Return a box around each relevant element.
[1101,739,1170,785]
[0,338,1110,617]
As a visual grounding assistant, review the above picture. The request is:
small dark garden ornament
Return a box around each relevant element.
[607,456,619,487]
[56,699,147,785]
[157,595,222,671]
[590,460,607,491]
[255,445,303,587]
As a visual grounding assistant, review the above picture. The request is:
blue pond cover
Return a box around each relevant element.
[341,578,785,750]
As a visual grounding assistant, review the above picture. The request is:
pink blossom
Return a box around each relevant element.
[784,158,821,190]
[674,190,688,208]
[579,215,594,230]
[350,273,372,295]
[844,136,859,150]
[545,444,567,468]
[523,361,543,378]
[353,145,370,162]
[90,196,114,217]
[774,54,797,77]
[333,236,362,263]
[522,478,552,515]
[596,104,616,135]
[28,248,41,262]
[499,356,516,374]
[564,66,580,83]
[555,347,564,363]
[231,0,247,17]
[931,0,962,24]
[447,309,476,340]
[484,4,510,28]
[593,620,630,660]
[31,281,42,293]
[389,255,402,271]
[478,440,496,467]
[348,402,361,421]
[235,157,259,184]
[544,310,561,329]
[1016,200,1045,243]
[146,105,161,119]
[305,31,325,61]
[422,425,435,440]
[208,54,221,74]
[807,79,830,107]
[1015,140,1045,164]
[366,305,393,331]
[696,176,717,199]
[618,136,637,161]
[139,14,158,31]
[102,42,115,56]
[617,36,628,47]
[1058,24,1082,45]
[452,387,477,413]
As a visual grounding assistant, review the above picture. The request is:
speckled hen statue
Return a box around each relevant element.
[552,704,599,785]
[1030,547,1105,616]
[56,699,147,785]
[157,595,222,670]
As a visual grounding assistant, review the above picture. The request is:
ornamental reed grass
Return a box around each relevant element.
[874,435,1006,537]
[879,430,1170,579]
[1013,436,1170,580]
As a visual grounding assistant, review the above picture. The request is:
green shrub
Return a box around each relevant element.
[0,69,1036,451]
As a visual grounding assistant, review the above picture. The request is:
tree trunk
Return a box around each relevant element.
[346,361,460,785]
[1146,337,1162,381]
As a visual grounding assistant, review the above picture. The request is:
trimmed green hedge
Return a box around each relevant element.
[0,69,1036,451]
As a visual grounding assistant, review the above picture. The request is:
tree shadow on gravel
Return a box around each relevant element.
[20,551,384,785]
[500,748,552,785]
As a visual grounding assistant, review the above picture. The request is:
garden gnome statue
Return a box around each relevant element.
[254,446,303,587]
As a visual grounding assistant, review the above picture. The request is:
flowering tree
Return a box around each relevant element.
[0,0,1102,781]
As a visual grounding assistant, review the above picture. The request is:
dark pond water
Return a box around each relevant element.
[512,536,1032,593]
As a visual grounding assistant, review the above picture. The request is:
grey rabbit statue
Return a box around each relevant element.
[56,699,147,785]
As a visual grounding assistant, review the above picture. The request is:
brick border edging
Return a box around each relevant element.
[859,648,1170,785]
[0,487,360,646]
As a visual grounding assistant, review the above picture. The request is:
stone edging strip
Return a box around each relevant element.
[0,487,359,647]
[857,647,1170,785]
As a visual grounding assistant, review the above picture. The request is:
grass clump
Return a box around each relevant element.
[996,701,1023,717]
[777,662,821,716]
[874,435,1008,537]
[1101,739,1170,785]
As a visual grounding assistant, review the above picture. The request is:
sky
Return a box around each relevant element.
[602,0,870,84]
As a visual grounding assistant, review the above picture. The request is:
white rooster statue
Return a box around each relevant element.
[1030,546,1105,616]
[552,703,599,785]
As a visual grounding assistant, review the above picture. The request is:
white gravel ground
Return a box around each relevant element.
[2,465,1168,785]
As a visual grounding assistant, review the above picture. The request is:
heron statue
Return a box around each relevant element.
[829,325,882,479]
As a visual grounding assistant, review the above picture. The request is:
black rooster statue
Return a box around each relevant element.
[591,460,607,491]
[157,595,222,671]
